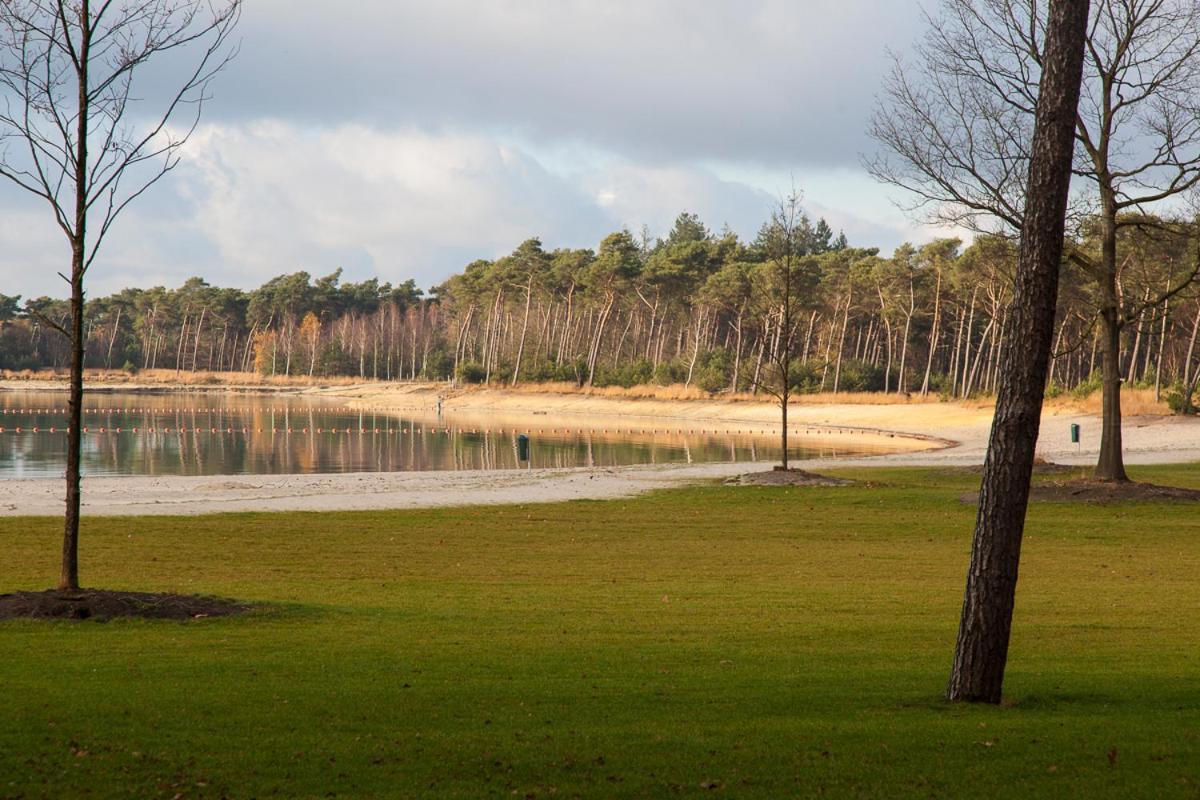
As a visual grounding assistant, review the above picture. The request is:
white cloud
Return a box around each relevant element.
[0,120,937,300]
[173,122,619,290]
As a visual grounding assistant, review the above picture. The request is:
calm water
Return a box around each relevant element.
[0,391,890,478]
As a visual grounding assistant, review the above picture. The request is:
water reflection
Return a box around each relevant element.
[0,391,891,478]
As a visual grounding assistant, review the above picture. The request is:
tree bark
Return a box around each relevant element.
[60,4,94,592]
[1095,308,1129,480]
[947,0,1088,704]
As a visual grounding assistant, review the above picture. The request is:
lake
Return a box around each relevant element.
[0,391,893,478]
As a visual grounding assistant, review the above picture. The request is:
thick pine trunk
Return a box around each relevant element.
[947,0,1088,704]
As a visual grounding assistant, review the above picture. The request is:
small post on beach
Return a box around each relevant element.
[518,433,530,469]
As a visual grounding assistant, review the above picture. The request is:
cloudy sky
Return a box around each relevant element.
[0,0,938,300]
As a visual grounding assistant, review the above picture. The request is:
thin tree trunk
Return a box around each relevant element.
[921,270,942,395]
[104,307,121,370]
[1126,288,1149,380]
[191,306,206,372]
[1047,317,1067,388]
[685,308,705,386]
[61,4,95,592]
[511,276,534,385]
[176,312,189,372]
[730,310,745,392]
[834,291,852,393]
[1181,302,1200,408]
[1155,297,1169,401]
[1095,308,1128,480]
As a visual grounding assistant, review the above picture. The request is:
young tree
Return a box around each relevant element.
[870,0,1200,482]
[753,191,819,470]
[0,0,240,590]
[946,0,1090,704]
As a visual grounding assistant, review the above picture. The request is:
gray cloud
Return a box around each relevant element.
[212,0,923,167]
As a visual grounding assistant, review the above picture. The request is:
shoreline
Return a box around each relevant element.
[2,378,1199,516]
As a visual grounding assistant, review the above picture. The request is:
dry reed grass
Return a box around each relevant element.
[1045,386,1171,416]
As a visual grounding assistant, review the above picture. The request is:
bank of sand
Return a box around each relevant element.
[2,381,1199,516]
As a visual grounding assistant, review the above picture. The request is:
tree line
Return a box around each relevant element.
[4,209,1199,406]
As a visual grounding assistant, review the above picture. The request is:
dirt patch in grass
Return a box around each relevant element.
[0,589,252,622]
[727,469,853,487]
[961,479,1200,506]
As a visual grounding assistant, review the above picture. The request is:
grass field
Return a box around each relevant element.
[2,465,1200,798]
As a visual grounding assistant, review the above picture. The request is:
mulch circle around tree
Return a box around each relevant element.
[961,479,1200,506]
[0,589,252,622]
[727,469,854,487]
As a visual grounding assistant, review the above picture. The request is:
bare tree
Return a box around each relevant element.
[947,0,1090,704]
[869,0,1200,482]
[753,190,818,470]
[0,0,240,590]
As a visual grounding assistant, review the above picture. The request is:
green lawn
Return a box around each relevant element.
[2,465,1200,798]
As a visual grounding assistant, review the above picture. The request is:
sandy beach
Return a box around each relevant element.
[1,380,1198,516]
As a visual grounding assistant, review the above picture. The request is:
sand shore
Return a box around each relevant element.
[1,380,1198,516]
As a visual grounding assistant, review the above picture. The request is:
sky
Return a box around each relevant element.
[0,0,941,301]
